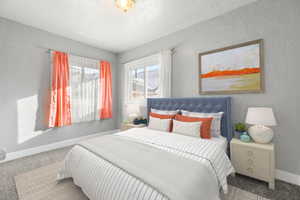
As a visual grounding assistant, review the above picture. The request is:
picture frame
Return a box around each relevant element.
[199,39,264,94]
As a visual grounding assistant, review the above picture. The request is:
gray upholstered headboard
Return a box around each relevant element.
[147,97,233,142]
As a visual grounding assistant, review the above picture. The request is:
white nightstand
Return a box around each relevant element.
[230,138,275,189]
[121,123,146,131]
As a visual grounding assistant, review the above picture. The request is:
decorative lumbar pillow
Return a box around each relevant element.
[151,108,178,115]
[172,120,202,138]
[175,114,213,139]
[181,110,223,137]
[148,116,172,132]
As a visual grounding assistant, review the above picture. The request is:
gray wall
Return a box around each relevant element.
[0,17,118,153]
[118,0,300,175]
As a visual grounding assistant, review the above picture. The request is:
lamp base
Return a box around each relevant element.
[248,125,274,144]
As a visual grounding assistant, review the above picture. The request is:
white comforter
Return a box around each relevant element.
[59,128,234,200]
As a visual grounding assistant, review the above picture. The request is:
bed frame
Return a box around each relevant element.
[147,97,233,142]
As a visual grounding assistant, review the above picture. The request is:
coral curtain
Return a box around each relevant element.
[99,61,113,119]
[48,51,72,127]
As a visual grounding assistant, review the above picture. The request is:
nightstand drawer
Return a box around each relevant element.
[231,144,270,180]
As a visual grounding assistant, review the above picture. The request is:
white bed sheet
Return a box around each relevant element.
[209,136,228,152]
[59,128,234,200]
[141,127,228,152]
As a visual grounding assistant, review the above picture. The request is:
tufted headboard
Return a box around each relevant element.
[147,97,233,142]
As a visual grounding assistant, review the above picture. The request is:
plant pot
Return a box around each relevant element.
[234,131,242,138]
[234,131,248,138]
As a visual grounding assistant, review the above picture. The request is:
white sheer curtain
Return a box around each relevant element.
[69,55,100,123]
[159,49,172,98]
[123,62,142,121]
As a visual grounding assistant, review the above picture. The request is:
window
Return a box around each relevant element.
[69,55,100,123]
[49,51,113,128]
[125,54,161,103]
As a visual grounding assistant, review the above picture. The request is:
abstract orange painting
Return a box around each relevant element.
[199,39,263,94]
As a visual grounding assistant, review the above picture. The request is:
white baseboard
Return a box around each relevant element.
[0,129,120,164]
[276,169,300,186]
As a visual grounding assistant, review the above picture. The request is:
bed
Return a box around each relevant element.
[58,97,234,200]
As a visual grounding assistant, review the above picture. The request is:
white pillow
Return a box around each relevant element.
[151,108,178,115]
[148,116,171,132]
[172,120,202,138]
[181,110,223,137]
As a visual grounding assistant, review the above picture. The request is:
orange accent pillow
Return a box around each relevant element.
[174,114,213,139]
[149,112,176,132]
[150,112,175,119]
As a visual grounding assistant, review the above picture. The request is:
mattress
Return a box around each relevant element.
[59,128,234,200]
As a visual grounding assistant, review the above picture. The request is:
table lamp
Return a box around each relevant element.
[246,107,277,144]
[125,104,140,122]
[139,105,147,118]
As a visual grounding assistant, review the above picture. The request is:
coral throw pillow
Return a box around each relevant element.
[149,112,176,132]
[174,114,213,139]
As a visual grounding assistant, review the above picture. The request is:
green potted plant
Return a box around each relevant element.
[234,122,247,138]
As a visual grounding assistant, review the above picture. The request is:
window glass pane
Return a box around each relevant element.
[131,67,145,100]
[146,65,160,98]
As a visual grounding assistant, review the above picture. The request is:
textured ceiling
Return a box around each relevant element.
[0,0,257,52]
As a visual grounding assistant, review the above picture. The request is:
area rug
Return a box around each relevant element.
[14,162,269,200]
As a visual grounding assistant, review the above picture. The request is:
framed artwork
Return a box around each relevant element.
[199,39,264,94]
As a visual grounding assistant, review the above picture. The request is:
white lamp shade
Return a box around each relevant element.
[139,105,147,118]
[125,104,140,120]
[246,107,277,126]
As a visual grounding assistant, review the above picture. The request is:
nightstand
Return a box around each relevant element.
[121,123,146,131]
[230,138,275,189]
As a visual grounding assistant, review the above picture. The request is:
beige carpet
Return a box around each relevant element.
[14,162,269,200]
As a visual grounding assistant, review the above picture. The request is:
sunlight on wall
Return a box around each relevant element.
[17,95,44,144]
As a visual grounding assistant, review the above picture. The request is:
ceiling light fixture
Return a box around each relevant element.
[115,0,135,12]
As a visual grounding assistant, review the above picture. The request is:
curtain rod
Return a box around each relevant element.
[120,47,176,64]
[36,46,106,61]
